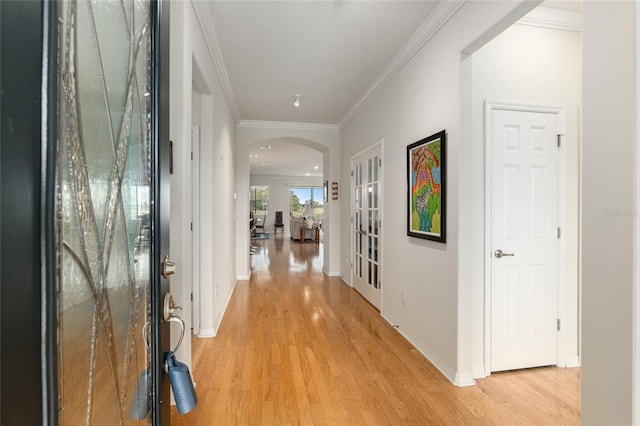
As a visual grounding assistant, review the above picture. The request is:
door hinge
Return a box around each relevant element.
[350,216,353,224]
[191,151,193,160]
[350,262,353,270]
[190,222,193,231]
[557,134,564,148]
[379,159,382,167]
[190,292,193,301]
[351,170,354,177]
[557,227,561,239]
[557,319,561,331]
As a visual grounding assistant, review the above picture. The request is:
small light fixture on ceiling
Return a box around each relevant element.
[261,162,271,166]
[313,165,319,170]
[306,172,310,176]
[249,154,258,158]
[259,145,271,150]
[293,95,302,108]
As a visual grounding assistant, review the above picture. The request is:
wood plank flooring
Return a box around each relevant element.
[171,235,580,425]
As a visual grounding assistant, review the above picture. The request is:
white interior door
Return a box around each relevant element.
[352,144,382,309]
[191,125,200,335]
[490,108,559,372]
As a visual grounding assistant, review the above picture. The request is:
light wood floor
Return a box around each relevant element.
[171,234,580,425]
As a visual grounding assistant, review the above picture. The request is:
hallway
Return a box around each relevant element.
[171,235,580,424]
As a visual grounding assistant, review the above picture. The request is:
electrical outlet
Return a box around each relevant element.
[401,290,406,306]
[215,287,218,298]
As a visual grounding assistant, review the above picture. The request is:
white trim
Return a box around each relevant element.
[564,355,581,369]
[191,125,201,336]
[236,274,250,281]
[381,314,473,387]
[322,267,341,277]
[484,101,566,375]
[340,275,352,287]
[471,365,487,379]
[197,328,216,338]
[634,4,640,423]
[337,0,465,129]
[238,120,339,132]
[191,1,240,123]
[516,6,582,33]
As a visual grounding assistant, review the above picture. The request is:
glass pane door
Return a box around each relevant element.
[351,144,382,309]
[56,0,152,423]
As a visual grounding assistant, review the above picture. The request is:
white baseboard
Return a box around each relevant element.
[212,279,236,333]
[381,313,469,387]
[563,355,581,368]
[236,274,250,281]
[472,365,488,379]
[322,267,340,277]
[340,275,352,287]
[197,328,216,338]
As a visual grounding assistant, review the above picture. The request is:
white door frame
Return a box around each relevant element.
[191,125,201,336]
[484,101,567,374]
[350,140,384,308]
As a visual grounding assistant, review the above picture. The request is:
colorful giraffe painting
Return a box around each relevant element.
[407,130,446,242]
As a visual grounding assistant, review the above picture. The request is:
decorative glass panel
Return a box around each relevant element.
[56,0,152,424]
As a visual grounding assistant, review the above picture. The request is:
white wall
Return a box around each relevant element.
[170,1,237,371]
[250,175,324,235]
[339,1,540,385]
[582,1,636,424]
[465,17,582,376]
[236,123,341,279]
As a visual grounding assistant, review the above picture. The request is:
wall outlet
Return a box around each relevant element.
[401,290,406,306]
[215,287,218,298]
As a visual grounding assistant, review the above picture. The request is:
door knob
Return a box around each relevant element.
[494,249,515,258]
[163,292,182,321]
[162,255,176,278]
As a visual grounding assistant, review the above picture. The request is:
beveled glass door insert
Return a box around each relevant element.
[56,0,153,423]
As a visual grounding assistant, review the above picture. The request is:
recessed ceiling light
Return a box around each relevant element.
[249,154,258,158]
[261,162,271,166]
[313,165,319,170]
[293,95,302,108]
[259,145,271,150]
[306,172,310,176]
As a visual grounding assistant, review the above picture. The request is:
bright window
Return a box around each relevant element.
[290,187,324,221]
[250,186,268,216]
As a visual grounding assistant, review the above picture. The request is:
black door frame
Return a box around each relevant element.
[0,0,171,423]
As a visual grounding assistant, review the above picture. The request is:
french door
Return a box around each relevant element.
[352,144,383,309]
[55,0,172,423]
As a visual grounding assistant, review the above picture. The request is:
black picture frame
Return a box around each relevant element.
[407,130,446,243]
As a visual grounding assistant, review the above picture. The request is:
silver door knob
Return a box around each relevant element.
[494,249,515,258]
[162,255,176,278]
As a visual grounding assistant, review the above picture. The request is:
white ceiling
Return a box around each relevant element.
[200,1,443,178]
[200,0,580,178]
[207,1,440,125]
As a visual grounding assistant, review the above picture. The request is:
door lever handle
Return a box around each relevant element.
[494,249,515,258]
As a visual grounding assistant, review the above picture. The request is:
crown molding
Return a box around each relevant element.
[337,0,466,129]
[238,120,339,132]
[192,1,241,123]
[517,6,582,32]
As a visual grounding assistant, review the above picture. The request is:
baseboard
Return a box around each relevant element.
[472,365,488,379]
[212,279,237,335]
[197,328,216,338]
[322,267,340,277]
[340,275,351,287]
[563,355,581,368]
[236,273,250,281]
[381,313,466,387]
[454,372,476,387]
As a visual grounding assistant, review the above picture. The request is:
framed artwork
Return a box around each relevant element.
[407,130,446,242]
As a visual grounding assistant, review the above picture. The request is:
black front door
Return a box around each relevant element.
[0,0,171,424]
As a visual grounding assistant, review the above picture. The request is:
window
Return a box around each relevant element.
[250,186,268,216]
[290,187,324,221]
